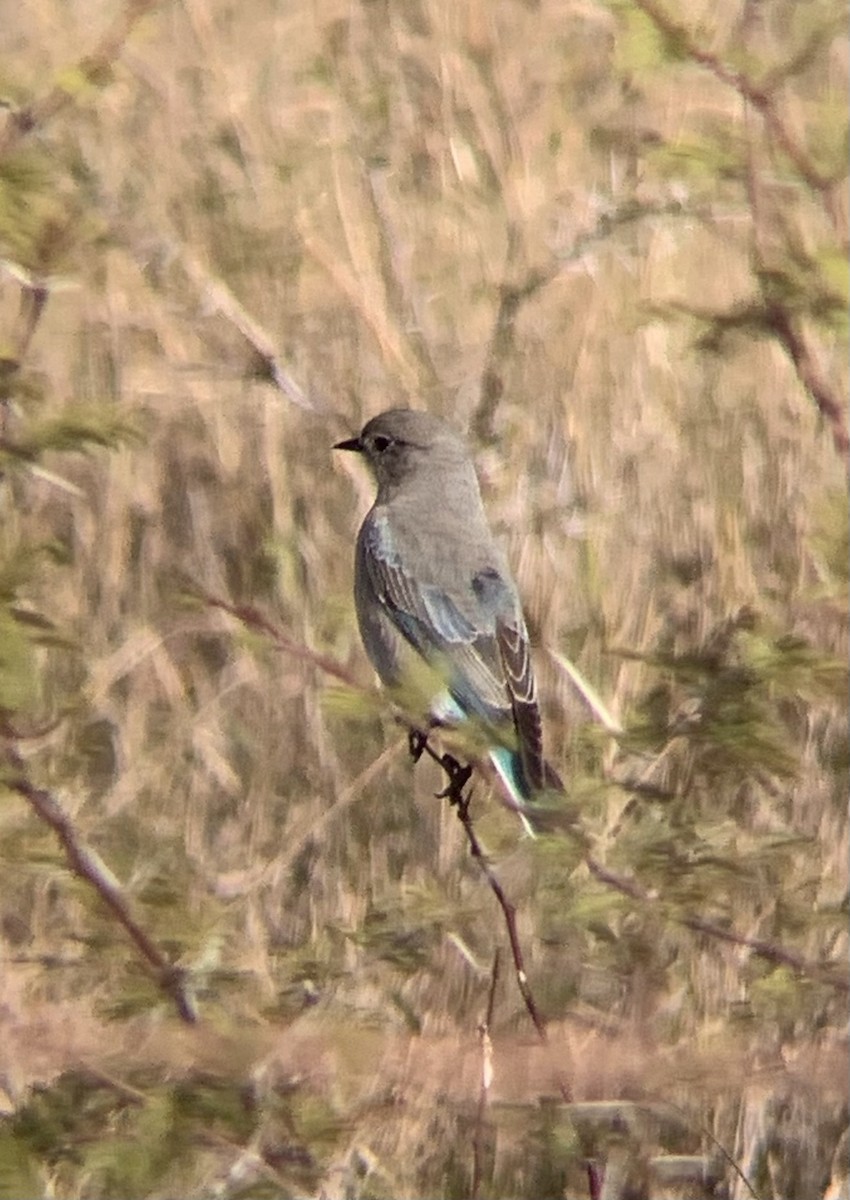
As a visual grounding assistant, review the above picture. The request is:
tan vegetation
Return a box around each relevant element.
[0,0,847,1196]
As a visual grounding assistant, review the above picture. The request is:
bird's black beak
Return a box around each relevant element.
[333,436,363,453]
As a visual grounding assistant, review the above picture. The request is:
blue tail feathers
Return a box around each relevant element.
[488,746,538,837]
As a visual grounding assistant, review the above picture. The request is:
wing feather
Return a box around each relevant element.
[358,513,560,796]
[496,616,546,793]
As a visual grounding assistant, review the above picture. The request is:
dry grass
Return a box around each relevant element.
[0,0,847,1196]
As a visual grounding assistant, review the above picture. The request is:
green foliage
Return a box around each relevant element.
[616,610,834,782]
[811,486,850,592]
[0,1131,43,1200]
[0,537,82,727]
[0,610,39,713]
[649,132,748,186]
[609,3,685,77]
[1,1068,338,1198]
[82,1090,187,1198]
[0,149,69,273]
[9,404,142,459]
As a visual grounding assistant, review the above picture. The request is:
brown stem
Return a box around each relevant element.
[407,729,573,1102]
[473,200,700,442]
[470,951,500,1200]
[209,597,849,993]
[457,790,552,1048]
[0,1,164,160]
[584,855,848,992]
[6,754,197,1023]
[740,75,848,462]
[764,304,849,461]
[630,0,843,226]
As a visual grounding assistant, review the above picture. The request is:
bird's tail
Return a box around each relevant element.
[431,691,563,836]
[488,746,563,838]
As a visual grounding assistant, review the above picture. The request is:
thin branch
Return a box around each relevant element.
[584,855,848,992]
[737,47,849,462]
[207,596,849,994]
[473,200,703,442]
[406,729,572,1102]
[586,1160,604,1200]
[7,281,49,370]
[630,0,843,224]
[172,247,327,413]
[763,295,848,461]
[459,791,553,1042]
[648,1097,761,1200]
[113,231,331,414]
[610,4,847,459]
[199,593,367,691]
[0,0,163,160]
[4,753,198,1024]
[550,650,624,735]
[471,951,499,1200]
[0,282,49,446]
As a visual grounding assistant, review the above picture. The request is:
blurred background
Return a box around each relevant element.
[0,1,847,1196]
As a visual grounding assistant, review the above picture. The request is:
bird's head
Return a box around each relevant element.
[334,409,470,496]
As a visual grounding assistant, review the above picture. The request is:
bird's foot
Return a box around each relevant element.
[407,728,428,762]
[436,754,473,807]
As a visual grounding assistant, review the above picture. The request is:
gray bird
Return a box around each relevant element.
[334,408,561,830]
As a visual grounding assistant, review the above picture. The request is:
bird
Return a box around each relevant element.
[334,408,561,832]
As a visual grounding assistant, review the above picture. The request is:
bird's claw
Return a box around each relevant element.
[435,755,473,805]
[408,729,428,762]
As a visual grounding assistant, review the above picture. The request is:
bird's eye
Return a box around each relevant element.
[372,435,392,453]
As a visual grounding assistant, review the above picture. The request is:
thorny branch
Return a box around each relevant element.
[473,200,699,443]
[211,595,849,996]
[584,856,847,992]
[473,3,846,455]
[630,0,844,220]
[0,26,198,1025]
[407,731,565,1074]
[2,745,198,1024]
[0,0,162,160]
[631,0,848,461]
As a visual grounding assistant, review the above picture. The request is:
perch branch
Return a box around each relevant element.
[406,728,572,1102]
[206,596,849,994]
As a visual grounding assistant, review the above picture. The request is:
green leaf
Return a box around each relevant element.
[0,611,38,713]
[16,405,142,456]
[612,3,681,76]
[648,132,745,183]
[0,1132,43,1200]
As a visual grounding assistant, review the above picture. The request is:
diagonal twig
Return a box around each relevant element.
[205,595,849,994]
[630,0,844,213]
[3,749,198,1024]
[0,0,164,160]
[470,950,499,1200]
[406,728,572,1101]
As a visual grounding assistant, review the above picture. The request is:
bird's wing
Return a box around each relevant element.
[360,516,560,797]
[358,517,512,721]
[495,614,548,793]
[462,564,558,795]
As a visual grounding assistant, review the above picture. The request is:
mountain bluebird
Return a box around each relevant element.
[334,408,561,831]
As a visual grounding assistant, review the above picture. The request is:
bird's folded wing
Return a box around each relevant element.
[360,516,560,797]
[496,616,547,792]
[359,520,511,721]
